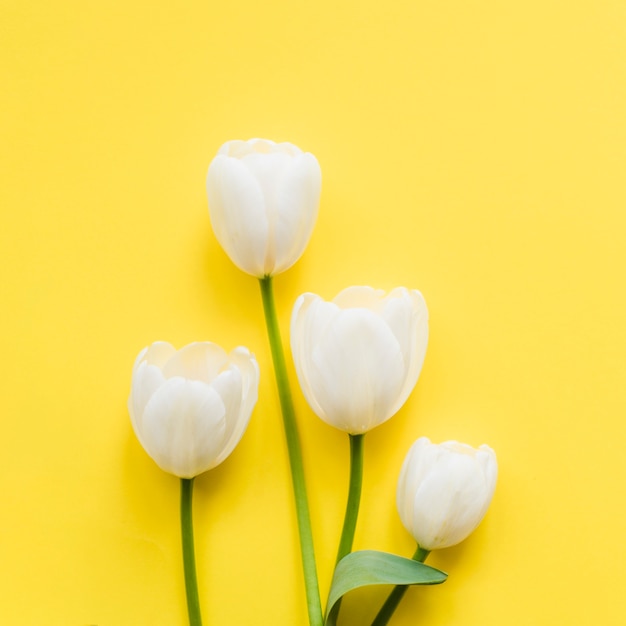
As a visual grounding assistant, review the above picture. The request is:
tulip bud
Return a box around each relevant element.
[396,437,497,551]
[206,138,322,277]
[290,286,429,434]
[128,341,259,478]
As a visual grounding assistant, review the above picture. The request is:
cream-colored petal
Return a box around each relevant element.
[207,155,269,276]
[226,346,260,447]
[239,151,292,273]
[218,140,246,157]
[332,285,385,311]
[141,378,226,478]
[397,438,497,550]
[384,289,429,416]
[209,367,249,467]
[142,341,176,368]
[129,361,166,438]
[305,308,405,433]
[249,138,276,154]
[290,293,340,423]
[210,367,241,438]
[241,152,292,199]
[397,437,434,528]
[275,141,303,156]
[271,152,321,274]
[412,452,485,549]
[162,341,228,383]
[131,346,148,375]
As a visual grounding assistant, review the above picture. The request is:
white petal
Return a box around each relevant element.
[305,308,406,433]
[141,378,226,478]
[210,367,241,451]
[205,349,258,468]
[275,141,303,156]
[383,289,429,415]
[142,341,176,368]
[332,285,385,311]
[218,140,243,157]
[290,294,340,423]
[131,346,148,374]
[207,155,269,276]
[271,153,321,274]
[477,445,498,511]
[162,342,228,383]
[248,138,276,154]
[397,437,433,526]
[239,151,292,273]
[241,152,292,201]
[397,438,498,550]
[225,346,260,454]
[129,361,166,440]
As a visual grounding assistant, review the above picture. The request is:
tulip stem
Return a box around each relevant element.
[325,433,365,625]
[180,478,203,626]
[336,434,365,565]
[258,276,323,626]
[370,546,430,626]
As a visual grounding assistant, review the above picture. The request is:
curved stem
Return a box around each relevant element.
[335,434,365,565]
[370,546,429,626]
[259,276,323,626]
[180,478,203,626]
[327,433,365,625]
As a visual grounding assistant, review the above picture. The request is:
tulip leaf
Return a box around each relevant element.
[325,550,447,625]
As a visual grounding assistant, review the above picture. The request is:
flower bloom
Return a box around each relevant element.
[396,437,497,550]
[206,138,322,277]
[290,286,428,434]
[128,341,259,478]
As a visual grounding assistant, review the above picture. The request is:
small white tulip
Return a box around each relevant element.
[128,341,260,478]
[396,437,498,551]
[206,138,322,277]
[290,286,429,434]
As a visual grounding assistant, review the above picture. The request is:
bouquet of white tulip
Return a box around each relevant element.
[127,138,497,626]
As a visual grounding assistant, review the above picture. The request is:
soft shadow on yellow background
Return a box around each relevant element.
[2,0,625,624]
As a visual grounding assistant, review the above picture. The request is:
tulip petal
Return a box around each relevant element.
[162,341,228,383]
[306,308,406,433]
[332,286,385,311]
[382,289,429,415]
[291,293,341,422]
[275,141,303,156]
[226,346,260,449]
[207,155,269,276]
[271,152,321,274]
[240,151,293,273]
[208,367,245,466]
[397,437,433,528]
[397,438,498,550]
[141,378,226,478]
[411,453,483,549]
[129,361,166,441]
[131,346,148,373]
[141,341,176,369]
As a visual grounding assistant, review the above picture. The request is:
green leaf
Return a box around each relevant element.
[325,550,447,625]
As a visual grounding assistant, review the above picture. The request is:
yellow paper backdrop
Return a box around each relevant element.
[2,0,626,624]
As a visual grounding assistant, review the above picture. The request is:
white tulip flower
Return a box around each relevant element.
[396,437,498,551]
[206,138,322,277]
[290,286,429,434]
[128,341,259,478]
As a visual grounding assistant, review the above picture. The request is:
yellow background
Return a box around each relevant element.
[2,0,625,624]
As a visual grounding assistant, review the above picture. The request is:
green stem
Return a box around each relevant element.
[336,434,365,565]
[370,546,429,626]
[180,478,203,626]
[328,433,365,625]
[258,276,323,626]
